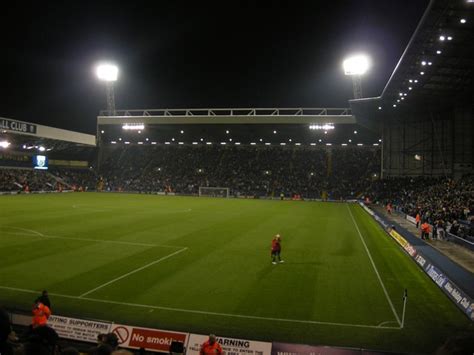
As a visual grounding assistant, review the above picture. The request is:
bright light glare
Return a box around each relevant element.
[122,123,145,130]
[38,146,46,152]
[343,55,370,75]
[460,18,466,24]
[309,124,335,130]
[0,141,11,148]
[96,63,118,82]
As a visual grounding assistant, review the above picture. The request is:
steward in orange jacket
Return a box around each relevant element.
[32,301,51,328]
[421,222,431,240]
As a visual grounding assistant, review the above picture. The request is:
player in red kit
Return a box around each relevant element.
[271,234,284,264]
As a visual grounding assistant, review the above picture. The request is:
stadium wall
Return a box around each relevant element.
[382,105,473,177]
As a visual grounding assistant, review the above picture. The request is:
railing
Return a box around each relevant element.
[99,107,352,117]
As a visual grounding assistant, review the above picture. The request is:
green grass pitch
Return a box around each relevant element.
[0,193,472,353]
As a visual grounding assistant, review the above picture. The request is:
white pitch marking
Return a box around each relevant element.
[2,227,181,248]
[79,247,189,298]
[346,204,402,327]
[9,227,45,237]
[377,320,398,327]
[0,285,400,330]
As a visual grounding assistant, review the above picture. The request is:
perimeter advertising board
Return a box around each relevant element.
[271,342,387,355]
[187,334,272,355]
[360,203,474,322]
[47,315,112,343]
[110,323,188,352]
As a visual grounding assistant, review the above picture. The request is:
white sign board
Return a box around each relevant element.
[186,333,272,355]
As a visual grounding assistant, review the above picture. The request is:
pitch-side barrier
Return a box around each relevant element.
[8,309,395,354]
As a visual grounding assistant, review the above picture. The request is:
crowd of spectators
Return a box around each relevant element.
[99,145,379,199]
[49,168,98,191]
[0,167,98,193]
[364,176,474,238]
[0,168,57,192]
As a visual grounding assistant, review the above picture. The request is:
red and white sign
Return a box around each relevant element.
[111,324,188,352]
[186,333,272,355]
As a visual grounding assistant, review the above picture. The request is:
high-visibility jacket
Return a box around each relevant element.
[200,340,223,355]
[421,223,431,233]
[32,302,51,327]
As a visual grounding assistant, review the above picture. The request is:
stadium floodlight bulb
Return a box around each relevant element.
[343,54,370,75]
[96,63,118,81]
[447,36,453,41]
[38,146,46,152]
[122,123,145,130]
[460,18,466,24]
[421,61,427,66]
[0,140,11,148]
[439,35,446,41]
[436,50,442,54]
[309,124,335,130]
[409,87,412,90]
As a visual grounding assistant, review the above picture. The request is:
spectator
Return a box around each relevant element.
[32,298,51,328]
[200,334,222,355]
[38,290,51,309]
[0,307,15,355]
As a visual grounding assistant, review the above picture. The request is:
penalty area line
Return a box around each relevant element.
[0,285,401,330]
[79,247,188,298]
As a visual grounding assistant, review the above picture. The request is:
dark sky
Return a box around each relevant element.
[0,1,429,134]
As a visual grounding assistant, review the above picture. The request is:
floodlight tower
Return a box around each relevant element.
[96,63,118,116]
[343,55,370,99]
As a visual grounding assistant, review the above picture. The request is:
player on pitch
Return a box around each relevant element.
[271,234,284,264]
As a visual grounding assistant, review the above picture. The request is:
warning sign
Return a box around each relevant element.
[187,334,272,355]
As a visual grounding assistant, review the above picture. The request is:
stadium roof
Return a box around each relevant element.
[97,108,354,125]
[0,116,96,151]
[351,0,474,121]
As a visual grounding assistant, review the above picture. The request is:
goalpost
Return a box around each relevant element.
[198,187,230,198]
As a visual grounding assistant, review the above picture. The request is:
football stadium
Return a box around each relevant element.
[1,1,474,354]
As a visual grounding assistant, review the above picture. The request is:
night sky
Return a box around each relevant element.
[0,1,429,134]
